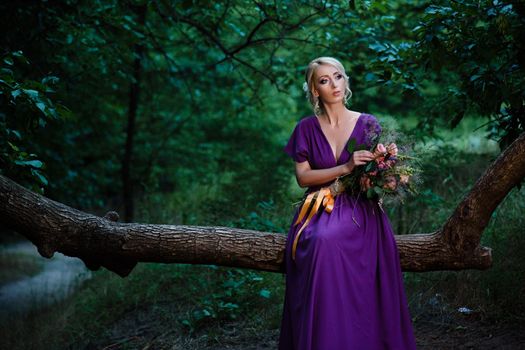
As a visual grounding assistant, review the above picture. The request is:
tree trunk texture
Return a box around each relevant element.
[1,132,524,277]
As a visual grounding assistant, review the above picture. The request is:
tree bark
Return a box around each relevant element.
[1,132,523,277]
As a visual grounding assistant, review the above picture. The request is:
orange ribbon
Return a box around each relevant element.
[291,187,335,260]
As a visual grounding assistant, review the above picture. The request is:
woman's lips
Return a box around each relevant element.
[333,91,341,96]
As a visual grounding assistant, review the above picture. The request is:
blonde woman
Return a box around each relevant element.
[279,57,417,349]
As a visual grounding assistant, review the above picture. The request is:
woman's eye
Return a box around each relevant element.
[336,74,343,79]
[320,79,328,84]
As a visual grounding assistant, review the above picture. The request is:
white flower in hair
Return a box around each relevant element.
[302,82,309,92]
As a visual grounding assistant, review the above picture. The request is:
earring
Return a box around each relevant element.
[314,97,321,115]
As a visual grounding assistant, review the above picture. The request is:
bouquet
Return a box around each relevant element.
[337,129,420,208]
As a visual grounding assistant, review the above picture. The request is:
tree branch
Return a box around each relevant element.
[2,134,523,277]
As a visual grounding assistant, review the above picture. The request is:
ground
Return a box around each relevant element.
[2,241,524,349]
[79,300,524,349]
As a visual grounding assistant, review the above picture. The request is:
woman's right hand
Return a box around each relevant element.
[343,150,375,174]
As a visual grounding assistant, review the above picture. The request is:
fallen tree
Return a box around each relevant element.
[1,132,524,277]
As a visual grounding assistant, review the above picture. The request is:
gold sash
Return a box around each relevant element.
[291,179,345,260]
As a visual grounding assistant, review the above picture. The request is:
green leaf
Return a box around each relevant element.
[470,74,481,82]
[42,76,59,85]
[11,89,22,99]
[7,129,21,140]
[22,89,39,99]
[347,138,357,153]
[36,102,46,114]
[193,308,212,321]
[12,51,29,64]
[365,72,377,82]
[31,169,48,186]
[15,159,43,168]
[0,68,13,77]
[7,141,19,151]
[369,42,387,52]
[356,143,368,151]
[259,289,271,299]
[219,302,239,310]
[3,57,14,66]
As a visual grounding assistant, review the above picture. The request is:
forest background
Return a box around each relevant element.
[1,0,524,349]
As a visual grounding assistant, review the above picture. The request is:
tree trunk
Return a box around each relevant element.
[122,4,147,223]
[1,132,524,277]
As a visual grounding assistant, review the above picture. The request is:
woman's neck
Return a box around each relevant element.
[319,103,348,127]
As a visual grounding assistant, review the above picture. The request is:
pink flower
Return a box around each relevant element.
[387,143,398,156]
[376,143,387,154]
[375,156,385,164]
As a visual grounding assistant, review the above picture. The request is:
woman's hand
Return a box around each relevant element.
[343,150,375,174]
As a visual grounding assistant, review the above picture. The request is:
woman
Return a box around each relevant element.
[279,57,417,349]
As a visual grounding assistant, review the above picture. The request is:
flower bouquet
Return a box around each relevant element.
[336,130,420,208]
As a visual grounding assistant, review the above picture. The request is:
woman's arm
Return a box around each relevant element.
[294,150,375,188]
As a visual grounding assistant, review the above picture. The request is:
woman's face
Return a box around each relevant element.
[312,64,346,105]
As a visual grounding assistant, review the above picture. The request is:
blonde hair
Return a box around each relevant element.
[303,57,353,116]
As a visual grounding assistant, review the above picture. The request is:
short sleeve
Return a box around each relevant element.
[362,114,382,148]
[284,119,309,163]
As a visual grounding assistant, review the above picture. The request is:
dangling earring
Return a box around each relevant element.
[314,96,321,115]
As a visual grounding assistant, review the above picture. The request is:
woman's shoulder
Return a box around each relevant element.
[359,112,382,129]
[291,114,317,132]
[359,112,379,124]
[358,113,382,145]
[297,114,317,126]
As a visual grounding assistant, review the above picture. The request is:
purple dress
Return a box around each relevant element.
[279,113,417,350]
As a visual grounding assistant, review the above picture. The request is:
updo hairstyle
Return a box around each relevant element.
[302,57,353,116]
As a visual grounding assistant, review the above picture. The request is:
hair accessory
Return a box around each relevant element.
[302,82,309,92]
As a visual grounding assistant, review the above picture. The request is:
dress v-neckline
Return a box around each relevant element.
[314,113,363,164]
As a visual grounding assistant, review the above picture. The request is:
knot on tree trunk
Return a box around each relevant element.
[104,211,120,222]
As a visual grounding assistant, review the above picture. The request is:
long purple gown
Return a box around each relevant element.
[278,113,417,350]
